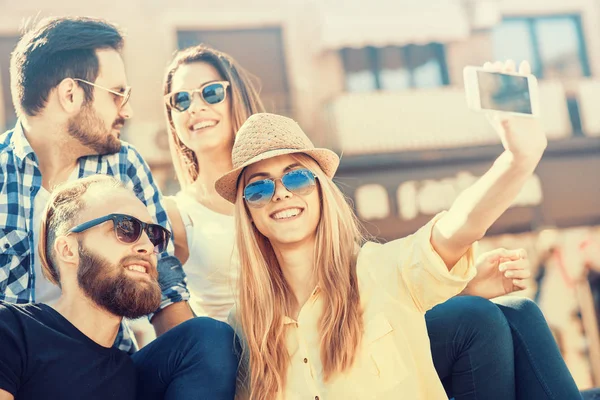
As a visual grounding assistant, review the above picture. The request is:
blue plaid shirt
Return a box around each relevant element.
[0,122,190,353]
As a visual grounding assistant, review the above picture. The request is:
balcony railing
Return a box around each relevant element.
[325,79,598,155]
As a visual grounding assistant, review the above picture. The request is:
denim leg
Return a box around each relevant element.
[130,317,239,400]
[426,296,516,400]
[494,297,583,400]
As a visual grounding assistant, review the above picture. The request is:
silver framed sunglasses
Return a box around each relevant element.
[165,81,230,112]
[74,78,131,108]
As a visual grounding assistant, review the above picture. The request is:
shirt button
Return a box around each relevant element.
[3,243,9,249]
[29,186,34,192]
[303,358,308,363]
[315,397,319,400]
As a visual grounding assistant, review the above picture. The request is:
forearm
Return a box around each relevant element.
[151,301,194,336]
[433,151,539,266]
[153,254,193,336]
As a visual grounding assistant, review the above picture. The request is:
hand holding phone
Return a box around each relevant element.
[464,65,539,116]
[464,60,546,163]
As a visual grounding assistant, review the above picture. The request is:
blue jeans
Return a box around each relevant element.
[426,296,582,400]
[130,317,239,400]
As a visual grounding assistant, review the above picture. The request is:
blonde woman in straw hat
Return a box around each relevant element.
[215,65,581,400]
[163,52,581,399]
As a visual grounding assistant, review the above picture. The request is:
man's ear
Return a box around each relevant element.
[54,235,80,268]
[55,78,84,114]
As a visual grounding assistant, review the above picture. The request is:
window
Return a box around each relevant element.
[492,15,590,79]
[0,36,19,131]
[341,44,449,92]
[493,15,590,134]
[177,27,292,116]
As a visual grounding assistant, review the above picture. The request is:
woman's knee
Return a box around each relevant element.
[174,317,239,367]
[494,296,546,325]
[445,296,510,334]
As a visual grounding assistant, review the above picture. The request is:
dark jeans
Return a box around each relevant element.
[130,317,239,400]
[426,296,582,400]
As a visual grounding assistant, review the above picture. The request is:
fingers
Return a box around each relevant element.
[482,60,530,75]
[518,60,532,75]
[512,279,528,291]
[481,248,527,265]
[503,268,531,279]
[499,256,530,272]
[498,248,527,264]
[505,59,516,73]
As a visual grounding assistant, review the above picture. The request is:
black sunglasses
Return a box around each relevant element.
[165,81,230,112]
[68,213,171,253]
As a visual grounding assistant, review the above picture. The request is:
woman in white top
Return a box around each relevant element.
[162,45,265,321]
[162,47,582,399]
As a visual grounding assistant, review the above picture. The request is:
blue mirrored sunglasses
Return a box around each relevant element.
[243,168,317,208]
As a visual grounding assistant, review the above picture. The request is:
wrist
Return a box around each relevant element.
[459,284,472,296]
[498,151,540,174]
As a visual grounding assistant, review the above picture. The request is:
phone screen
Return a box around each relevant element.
[477,71,532,114]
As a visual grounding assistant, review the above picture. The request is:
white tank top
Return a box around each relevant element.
[174,192,239,322]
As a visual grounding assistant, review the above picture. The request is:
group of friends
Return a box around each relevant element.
[0,15,587,400]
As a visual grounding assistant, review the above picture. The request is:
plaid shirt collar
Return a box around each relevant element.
[10,120,38,168]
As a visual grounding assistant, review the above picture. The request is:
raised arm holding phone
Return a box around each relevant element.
[218,68,578,397]
[433,61,547,268]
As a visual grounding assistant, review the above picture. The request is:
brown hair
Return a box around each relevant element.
[38,175,125,286]
[10,16,124,117]
[163,44,266,188]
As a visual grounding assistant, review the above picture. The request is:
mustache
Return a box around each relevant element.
[112,118,126,129]
[120,254,157,271]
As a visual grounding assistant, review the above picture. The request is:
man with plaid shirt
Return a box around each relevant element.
[0,17,238,399]
[0,16,193,353]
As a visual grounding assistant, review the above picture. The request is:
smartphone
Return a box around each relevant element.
[463,66,539,116]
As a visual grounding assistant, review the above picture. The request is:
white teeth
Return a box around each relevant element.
[272,208,302,220]
[192,120,217,130]
[126,265,147,273]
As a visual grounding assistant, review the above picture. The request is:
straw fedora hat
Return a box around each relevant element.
[215,113,340,203]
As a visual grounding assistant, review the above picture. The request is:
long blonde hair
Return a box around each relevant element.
[163,45,266,188]
[234,154,365,400]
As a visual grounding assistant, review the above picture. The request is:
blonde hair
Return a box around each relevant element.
[234,154,365,400]
[38,175,125,287]
[163,44,266,188]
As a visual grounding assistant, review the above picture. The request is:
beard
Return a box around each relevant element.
[77,245,162,319]
[67,103,123,155]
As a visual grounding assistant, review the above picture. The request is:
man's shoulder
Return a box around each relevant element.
[0,302,47,335]
[0,301,45,321]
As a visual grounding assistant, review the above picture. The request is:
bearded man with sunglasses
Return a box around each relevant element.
[0,176,238,400]
[0,17,203,349]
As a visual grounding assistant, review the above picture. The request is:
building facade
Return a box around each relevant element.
[2,0,600,388]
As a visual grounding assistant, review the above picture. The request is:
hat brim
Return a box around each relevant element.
[215,147,340,203]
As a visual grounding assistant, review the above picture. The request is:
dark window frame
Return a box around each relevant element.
[341,43,450,92]
[0,35,20,131]
[500,14,591,79]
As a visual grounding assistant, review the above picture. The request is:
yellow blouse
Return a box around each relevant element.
[236,214,476,400]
